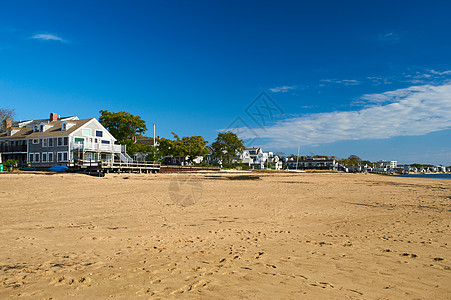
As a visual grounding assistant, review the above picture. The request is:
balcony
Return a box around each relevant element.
[72,142,122,153]
[0,145,27,153]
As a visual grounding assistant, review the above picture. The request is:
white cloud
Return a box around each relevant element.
[429,69,451,76]
[378,32,400,42]
[320,79,360,86]
[403,69,451,85]
[366,76,392,86]
[269,86,296,93]
[234,83,451,148]
[31,33,65,42]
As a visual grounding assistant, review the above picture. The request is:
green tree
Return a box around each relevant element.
[348,155,361,162]
[99,110,147,141]
[120,140,152,157]
[146,146,161,163]
[183,135,209,163]
[157,137,174,158]
[211,131,245,166]
[170,133,188,165]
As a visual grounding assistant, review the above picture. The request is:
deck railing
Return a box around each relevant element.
[72,142,122,153]
[0,145,27,153]
[101,161,161,169]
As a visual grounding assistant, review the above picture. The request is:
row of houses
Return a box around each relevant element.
[2,113,448,173]
[342,160,450,173]
[0,113,132,168]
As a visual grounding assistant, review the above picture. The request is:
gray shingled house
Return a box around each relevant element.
[0,113,131,168]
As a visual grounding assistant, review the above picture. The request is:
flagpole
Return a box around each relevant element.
[296,145,300,170]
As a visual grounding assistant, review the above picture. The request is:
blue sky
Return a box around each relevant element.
[1,1,451,165]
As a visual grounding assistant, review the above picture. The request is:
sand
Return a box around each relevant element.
[0,172,450,299]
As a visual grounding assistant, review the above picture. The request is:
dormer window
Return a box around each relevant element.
[40,124,44,132]
[61,121,75,131]
[6,128,20,136]
[33,125,39,132]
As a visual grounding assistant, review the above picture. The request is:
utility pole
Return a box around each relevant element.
[153,123,156,146]
[296,145,300,170]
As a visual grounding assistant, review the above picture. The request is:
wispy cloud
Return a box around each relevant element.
[320,79,360,86]
[31,33,66,42]
[403,69,451,85]
[234,83,451,148]
[378,31,400,42]
[269,86,296,93]
[366,76,392,86]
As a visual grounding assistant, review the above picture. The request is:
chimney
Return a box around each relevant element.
[50,113,58,122]
[3,119,12,129]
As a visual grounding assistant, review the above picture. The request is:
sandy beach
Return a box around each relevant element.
[0,172,450,299]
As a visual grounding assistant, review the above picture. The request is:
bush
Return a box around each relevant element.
[4,159,18,170]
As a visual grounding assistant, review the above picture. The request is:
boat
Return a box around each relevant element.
[49,166,69,172]
[21,167,35,171]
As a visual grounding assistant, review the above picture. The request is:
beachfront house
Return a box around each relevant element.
[0,113,130,168]
[235,147,282,170]
[377,160,397,171]
[285,157,339,171]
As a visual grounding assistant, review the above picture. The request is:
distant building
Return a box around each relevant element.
[236,147,282,170]
[284,157,339,171]
[377,160,397,170]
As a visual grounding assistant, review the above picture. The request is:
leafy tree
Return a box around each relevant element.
[145,146,161,163]
[157,137,174,158]
[0,108,15,131]
[183,135,209,163]
[121,140,152,157]
[153,133,208,165]
[348,155,361,162]
[169,133,187,165]
[211,131,245,166]
[99,110,147,141]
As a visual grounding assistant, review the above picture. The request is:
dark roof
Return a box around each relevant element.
[135,138,157,146]
[0,118,93,140]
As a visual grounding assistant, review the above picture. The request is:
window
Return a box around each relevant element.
[61,123,66,131]
[40,124,44,132]
[35,153,40,162]
[96,130,103,137]
[48,138,54,147]
[29,153,34,162]
[63,152,68,161]
[74,137,84,144]
[57,152,62,162]
[94,138,98,143]
[63,137,68,146]
[42,152,47,162]
[33,125,39,132]
[82,128,91,136]
[101,140,110,144]
[57,137,63,146]
[43,138,48,147]
[48,152,54,162]
[33,139,40,144]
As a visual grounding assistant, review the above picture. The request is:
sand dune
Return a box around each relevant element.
[0,172,450,299]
